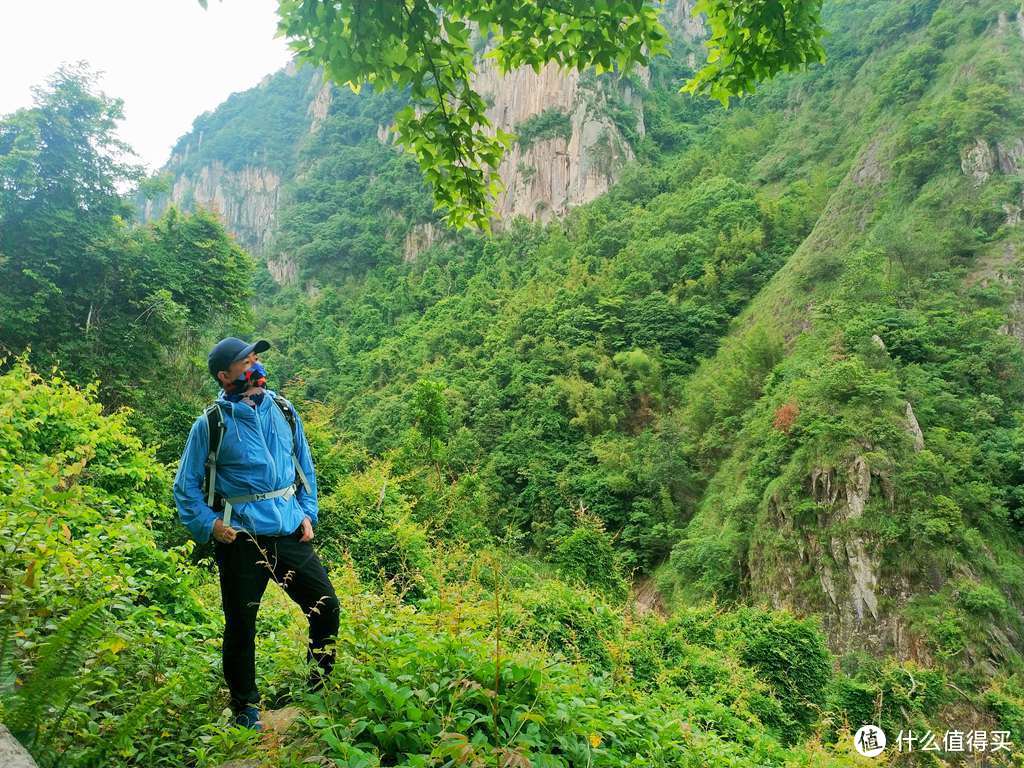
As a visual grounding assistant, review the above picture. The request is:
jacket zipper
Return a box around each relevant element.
[254,401,283,533]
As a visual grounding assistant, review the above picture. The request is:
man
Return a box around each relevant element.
[173,336,340,730]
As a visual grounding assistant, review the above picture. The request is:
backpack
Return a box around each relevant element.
[201,394,312,527]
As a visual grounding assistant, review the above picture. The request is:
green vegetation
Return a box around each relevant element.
[2,360,894,767]
[169,66,317,177]
[260,151,818,579]
[268,84,433,285]
[275,0,665,228]
[516,108,573,149]
[661,0,1024,681]
[0,361,224,766]
[252,0,1024,750]
[0,65,253,415]
[275,0,825,228]
[4,0,1024,764]
[685,0,827,105]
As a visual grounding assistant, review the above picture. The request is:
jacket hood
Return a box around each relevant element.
[215,388,279,441]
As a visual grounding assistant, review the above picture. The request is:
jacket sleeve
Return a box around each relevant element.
[291,405,319,527]
[172,415,219,544]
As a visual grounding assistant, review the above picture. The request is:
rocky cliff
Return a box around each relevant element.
[475,62,645,224]
[143,162,283,255]
[144,1,704,268]
[141,62,329,256]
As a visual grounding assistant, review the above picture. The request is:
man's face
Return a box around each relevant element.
[216,352,258,388]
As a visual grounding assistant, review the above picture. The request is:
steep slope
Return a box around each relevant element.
[149,0,1024,715]
[259,0,1024,683]
[664,0,1024,676]
[3,360,891,767]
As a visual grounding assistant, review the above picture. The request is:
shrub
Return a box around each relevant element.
[504,579,624,670]
[0,361,224,766]
[733,608,832,740]
[515,108,573,149]
[553,513,629,601]
[316,461,435,600]
[772,401,799,433]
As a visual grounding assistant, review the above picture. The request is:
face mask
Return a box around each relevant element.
[225,361,268,395]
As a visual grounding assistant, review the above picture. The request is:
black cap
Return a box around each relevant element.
[208,337,271,379]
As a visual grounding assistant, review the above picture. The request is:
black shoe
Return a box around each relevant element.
[232,705,263,731]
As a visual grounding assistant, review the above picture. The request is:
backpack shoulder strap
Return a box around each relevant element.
[271,394,296,436]
[271,395,312,495]
[203,403,226,510]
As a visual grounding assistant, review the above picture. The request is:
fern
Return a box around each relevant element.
[4,600,107,746]
[83,681,173,764]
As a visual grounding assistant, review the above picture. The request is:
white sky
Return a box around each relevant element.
[0,0,294,172]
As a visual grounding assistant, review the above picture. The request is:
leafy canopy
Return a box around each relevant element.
[267,0,825,230]
[0,64,253,405]
[685,0,826,104]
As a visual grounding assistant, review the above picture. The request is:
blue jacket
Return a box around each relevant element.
[173,389,318,543]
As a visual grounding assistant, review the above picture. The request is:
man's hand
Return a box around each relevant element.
[298,515,314,543]
[212,518,237,544]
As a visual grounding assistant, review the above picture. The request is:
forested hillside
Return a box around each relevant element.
[249,0,1024,671]
[3,0,1024,765]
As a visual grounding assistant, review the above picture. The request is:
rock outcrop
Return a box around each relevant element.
[473,62,645,224]
[666,0,705,42]
[905,400,925,452]
[141,62,326,257]
[0,725,37,768]
[403,222,443,263]
[751,452,918,660]
[307,79,333,134]
[961,135,1024,184]
[459,0,704,228]
[266,252,299,284]
[144,163,282,254]
[752,402,933,659]
[961,138,997,184]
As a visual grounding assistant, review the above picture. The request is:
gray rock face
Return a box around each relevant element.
[0,725,38,768]
[144,162,282,255]
[751,448,930,660]
[962,138,997,184]
[471,60,644,226]
[852,137,887,188]
[267,252,298,284]
[997,137,1024,175]
[961,136,1024,184]
[666,0,706,42]
[403,222,443,263]
[905,401,925,452]
[812,457,882,624]
[307,79,333,134]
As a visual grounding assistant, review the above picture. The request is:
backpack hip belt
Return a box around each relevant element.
[222,485,297,529]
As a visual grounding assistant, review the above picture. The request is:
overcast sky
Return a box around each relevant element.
[0,0,294,171]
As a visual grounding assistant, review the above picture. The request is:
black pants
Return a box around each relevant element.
[214,528,340,712]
